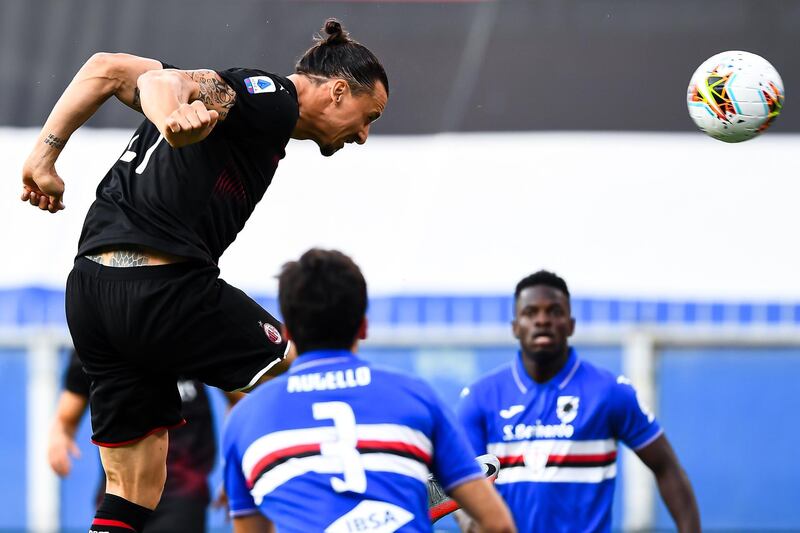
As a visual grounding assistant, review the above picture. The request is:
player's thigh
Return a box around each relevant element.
[85,362,183,446]
[145,496,208,533]
[66,260,186,444]
[176,278,289,392]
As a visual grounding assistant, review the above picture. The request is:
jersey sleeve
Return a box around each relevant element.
[427,386,484,492]
[455,385,488,457]
[609,375,663,450]
[215,68,297,139]
[222,415,259,517]
[63,350,90,397]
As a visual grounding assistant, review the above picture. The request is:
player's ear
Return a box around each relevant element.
[357,316,368,340]
[281,324,292,342]
[511,319,520,339]
[331,79,348,104]
[567,316,576,337]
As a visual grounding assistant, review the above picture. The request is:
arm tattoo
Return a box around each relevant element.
[131,87,143,112]
[43,133,67,150]
[191,71,236,119]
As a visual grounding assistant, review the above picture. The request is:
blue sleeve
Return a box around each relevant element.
[222,413,259,517]
[456,385,488,457]
[609,375,663,450]
[427,386,483,492]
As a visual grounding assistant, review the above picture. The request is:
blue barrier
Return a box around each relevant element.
[2,287,800,328]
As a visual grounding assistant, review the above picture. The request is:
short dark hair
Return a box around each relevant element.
[278,248,368,354]
[514,270,570,301]
[295,18,389,96]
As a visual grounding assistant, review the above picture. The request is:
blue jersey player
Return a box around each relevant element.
[457,271,700,533]
[222,249,515,533]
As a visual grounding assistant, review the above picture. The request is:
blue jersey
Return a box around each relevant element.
[223,349,483,533]
[457,349,662,533]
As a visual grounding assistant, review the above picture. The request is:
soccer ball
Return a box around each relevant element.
[687,50,784,142]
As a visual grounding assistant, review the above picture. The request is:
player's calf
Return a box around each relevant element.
[91,431,169,532]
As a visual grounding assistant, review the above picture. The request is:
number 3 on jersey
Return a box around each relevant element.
[119,134,165,174]
[313,401,367,494]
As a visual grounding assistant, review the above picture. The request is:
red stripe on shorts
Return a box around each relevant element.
[92,518,136,530]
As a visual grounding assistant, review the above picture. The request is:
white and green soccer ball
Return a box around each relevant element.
[687,50,784,142]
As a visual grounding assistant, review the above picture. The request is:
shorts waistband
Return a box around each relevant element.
[73,256,203,280]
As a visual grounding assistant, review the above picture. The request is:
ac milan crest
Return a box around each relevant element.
[263,323,282,344]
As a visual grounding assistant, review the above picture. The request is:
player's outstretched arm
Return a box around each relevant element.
[636,435,701,533]
[449,478,515,533]
[47,390,88,477]
[21,52,163,213]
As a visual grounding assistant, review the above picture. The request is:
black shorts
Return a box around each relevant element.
[66,257,288,446]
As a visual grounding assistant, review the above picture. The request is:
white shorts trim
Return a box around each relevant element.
[234,341,292,392]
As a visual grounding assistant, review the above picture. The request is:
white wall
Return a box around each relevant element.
[3,127,799,300]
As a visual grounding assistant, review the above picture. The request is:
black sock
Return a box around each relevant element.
[90,493,152,533]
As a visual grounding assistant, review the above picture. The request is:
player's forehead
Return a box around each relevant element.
[364,82,388,113]
[516,285,569,309]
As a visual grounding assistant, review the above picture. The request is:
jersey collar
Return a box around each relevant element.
[512,347,580,394]
[290,349,359,374]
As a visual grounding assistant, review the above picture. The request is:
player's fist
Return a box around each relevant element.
[163,101,219,148]
[21,155,65,213]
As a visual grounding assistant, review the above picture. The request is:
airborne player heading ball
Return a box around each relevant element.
[21,19,387,533]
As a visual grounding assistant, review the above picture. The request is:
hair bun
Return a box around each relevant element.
[323,18,349,45]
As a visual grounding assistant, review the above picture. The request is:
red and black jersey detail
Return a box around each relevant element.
[247,439,432,489]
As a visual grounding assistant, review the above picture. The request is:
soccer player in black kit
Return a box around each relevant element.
[20,19,388,533]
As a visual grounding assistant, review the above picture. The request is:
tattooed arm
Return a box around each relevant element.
[189,71,236,120]
[136,69,235,148]
[21,53,164,212]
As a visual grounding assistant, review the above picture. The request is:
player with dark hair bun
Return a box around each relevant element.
[20,18,387,533]
[296,18,389,98]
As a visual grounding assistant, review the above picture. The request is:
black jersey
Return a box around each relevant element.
[77,65,299,264]
[64,351,217,501]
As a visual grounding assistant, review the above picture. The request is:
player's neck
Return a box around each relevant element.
[521,347,570,384]
[287,74,323,141]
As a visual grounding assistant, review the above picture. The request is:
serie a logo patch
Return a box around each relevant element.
[244,76,276,94]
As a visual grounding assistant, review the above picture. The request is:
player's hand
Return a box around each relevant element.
[21,155,65,213]
[163,101,219,148]
[47,430,81,477]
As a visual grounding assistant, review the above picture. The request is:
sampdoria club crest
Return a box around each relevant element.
[556,396,580,424]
